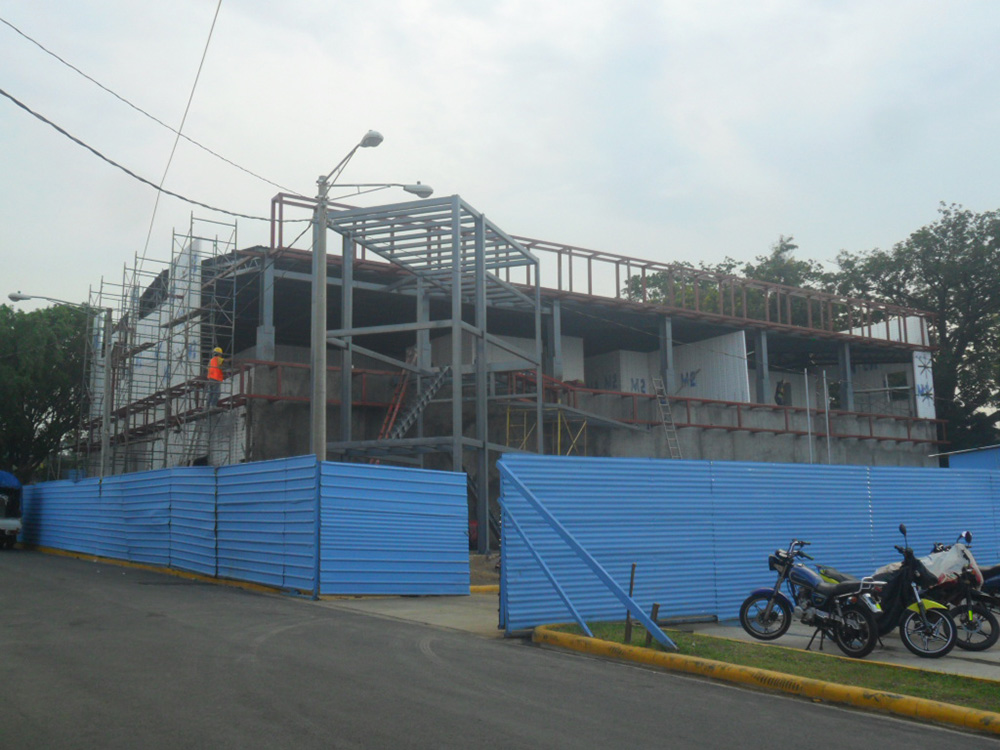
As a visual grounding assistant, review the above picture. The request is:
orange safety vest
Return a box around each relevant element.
[208,355,224,382]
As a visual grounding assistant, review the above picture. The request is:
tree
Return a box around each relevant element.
[834,204,1000,450]
[624,235,830,326]
[0,303,89,482]
[736,235,829,289]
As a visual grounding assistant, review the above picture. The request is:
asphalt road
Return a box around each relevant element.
[1,551,995,749]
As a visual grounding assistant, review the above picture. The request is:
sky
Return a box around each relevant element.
[2,0,1000,311]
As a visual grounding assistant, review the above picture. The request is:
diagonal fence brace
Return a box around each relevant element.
[498,463,677,651]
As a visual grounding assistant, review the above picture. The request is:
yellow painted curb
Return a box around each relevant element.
[470,584,499,594]
[533,626,1000,736]
[29,545,295,597]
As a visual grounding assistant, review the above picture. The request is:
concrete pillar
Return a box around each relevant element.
[755,330,771,404]
[658,316,675,393]
[256,255,276,360]
[838,341,855,411]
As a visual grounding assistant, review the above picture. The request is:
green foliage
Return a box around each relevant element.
[0,303,89,482]
[624,236,834,327]
[834,203,1000,449]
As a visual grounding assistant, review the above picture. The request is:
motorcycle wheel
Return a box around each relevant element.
[899,608,956,658]
[949,604,1000,652]
[832,603,878,658]
[739,594,791,640]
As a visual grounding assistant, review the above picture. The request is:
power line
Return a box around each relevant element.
[140,0,224,263]
[0,85,271,221]
[0,14,298,196]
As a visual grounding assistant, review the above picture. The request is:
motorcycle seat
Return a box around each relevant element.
[816,580,867,598]
[818,566,858,583]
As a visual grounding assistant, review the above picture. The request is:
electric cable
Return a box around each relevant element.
[0,85,271,221]
[0,14,298,196]
[139,0,223,262]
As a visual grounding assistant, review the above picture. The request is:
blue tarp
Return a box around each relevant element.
[0,471,21,489]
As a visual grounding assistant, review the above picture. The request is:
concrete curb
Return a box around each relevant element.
[533,626,1000,736]
[29,545,296,597]
[31,545,500,599]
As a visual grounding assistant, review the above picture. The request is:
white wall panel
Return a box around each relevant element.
[671,332,750,402]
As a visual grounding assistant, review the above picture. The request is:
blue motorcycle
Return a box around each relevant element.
[739,539,882,658]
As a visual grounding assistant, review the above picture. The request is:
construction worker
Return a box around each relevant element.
[207,347,224,408]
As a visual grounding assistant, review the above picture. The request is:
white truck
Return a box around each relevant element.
[0,471,22,549]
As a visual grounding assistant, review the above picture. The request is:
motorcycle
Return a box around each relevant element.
[822,531,999,653]
[924,532,999,652]
[739,538,882,658]
[871,525,958,658]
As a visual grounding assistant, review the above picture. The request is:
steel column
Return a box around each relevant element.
[838,341,855,411]
[450,197,463,472]
[340,234,354,445]
[475,214,489,553]
[754,329,771,404]
[658,315,675,395]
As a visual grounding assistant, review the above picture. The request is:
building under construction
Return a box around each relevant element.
[75,194,942,546]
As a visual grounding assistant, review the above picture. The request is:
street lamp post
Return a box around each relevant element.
[308,130,433,462]
[8,292,113,478]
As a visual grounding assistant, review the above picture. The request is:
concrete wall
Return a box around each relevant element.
[431,331,584,381]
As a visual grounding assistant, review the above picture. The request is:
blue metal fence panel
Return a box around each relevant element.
[21,478,104,554]
[870,467,1000,570]
[216,456,317,591]
[499,455,715,632]
[711,461,874,618]
[169,466,217,576]
[500,457,1000,632]
[319,462,469,595]
[104,470,172,566]
[949,446,1000,471]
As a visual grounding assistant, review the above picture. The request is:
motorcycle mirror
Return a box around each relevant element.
[898,523,907,536]
[961,530,972,544]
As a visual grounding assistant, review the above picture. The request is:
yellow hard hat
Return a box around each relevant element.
[213,347,223,354]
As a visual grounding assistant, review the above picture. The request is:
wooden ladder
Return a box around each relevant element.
[652,377,682,459]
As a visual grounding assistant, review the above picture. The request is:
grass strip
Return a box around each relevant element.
[552,622,1000,714]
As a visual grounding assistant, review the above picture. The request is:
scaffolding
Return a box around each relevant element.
[80,216,247,475]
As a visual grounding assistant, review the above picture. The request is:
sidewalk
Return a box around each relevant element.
[686,618,1000,679]
[322,591,1000,681]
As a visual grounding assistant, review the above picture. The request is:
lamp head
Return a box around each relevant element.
[403,182,434,199]
[360,130,384,148]
[8,292,30,302]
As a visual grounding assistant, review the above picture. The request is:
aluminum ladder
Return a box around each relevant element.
[651,377,682,459]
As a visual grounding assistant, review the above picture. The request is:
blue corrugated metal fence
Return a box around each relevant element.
[499,455,1000,633]
[20,457,469,596]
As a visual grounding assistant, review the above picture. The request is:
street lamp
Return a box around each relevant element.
[309,131,433,462]
[8,292,113,478]
[328,182,434,200]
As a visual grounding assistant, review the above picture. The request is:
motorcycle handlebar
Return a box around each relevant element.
[799,551,814,560]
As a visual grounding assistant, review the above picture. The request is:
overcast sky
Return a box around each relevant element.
[2,0,999,311]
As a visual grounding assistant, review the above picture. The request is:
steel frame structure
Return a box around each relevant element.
[271,194,544,552]
[511,236,933,349]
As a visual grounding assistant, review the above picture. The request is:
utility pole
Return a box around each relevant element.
[310,177,329,462]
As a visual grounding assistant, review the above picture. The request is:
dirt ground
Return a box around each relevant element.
[469,553,500,586]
